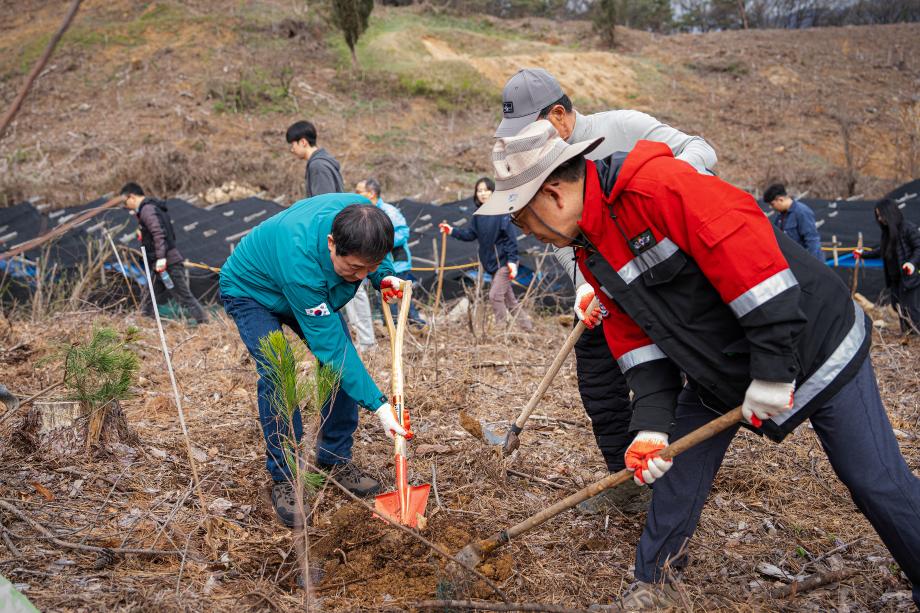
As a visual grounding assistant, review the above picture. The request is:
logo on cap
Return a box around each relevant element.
[503,101,514,115]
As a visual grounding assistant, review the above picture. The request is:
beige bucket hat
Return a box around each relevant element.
[476,119,603,217]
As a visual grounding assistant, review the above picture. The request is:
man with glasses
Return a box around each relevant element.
[495,69,718,515]
[477,121,920,609]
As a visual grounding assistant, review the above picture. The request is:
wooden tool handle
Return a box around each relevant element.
[483,406,744,551]
[512,299,597,430]
[433,226,448,314]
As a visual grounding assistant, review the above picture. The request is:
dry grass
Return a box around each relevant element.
[0,295,917,611]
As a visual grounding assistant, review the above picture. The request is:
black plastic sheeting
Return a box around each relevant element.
[757,182,920,300]
[394,197,571,303]
[2,179,918,307]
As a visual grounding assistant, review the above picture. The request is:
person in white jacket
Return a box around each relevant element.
[495,68,717,514]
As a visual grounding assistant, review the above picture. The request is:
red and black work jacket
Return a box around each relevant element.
[575,142,869,442]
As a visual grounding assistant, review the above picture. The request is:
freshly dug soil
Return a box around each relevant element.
[311,503,506,607]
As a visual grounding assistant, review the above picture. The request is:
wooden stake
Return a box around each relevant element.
[850,232,863,298]
[433,226,448,315]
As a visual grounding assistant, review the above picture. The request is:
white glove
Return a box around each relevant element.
[903,262,916,276]
[742,379,795,425]
[374,402,410,440]
[624,431,672,486]
[155,258,167,273]
[507,261,518,280]
[380,276,404,304]
[438,222,452,235]
[573,283,602,329]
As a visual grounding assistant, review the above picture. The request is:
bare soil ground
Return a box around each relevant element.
[1,1,918,208]
[0,297,917,611]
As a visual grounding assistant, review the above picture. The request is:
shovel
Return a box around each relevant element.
[501,298,597,455]
[455,406,749,567]
[374,281,431,528]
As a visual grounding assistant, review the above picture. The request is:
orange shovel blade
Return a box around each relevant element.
[373,484,431,528]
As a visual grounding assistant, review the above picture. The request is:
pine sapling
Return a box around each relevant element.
[258,330,339,607]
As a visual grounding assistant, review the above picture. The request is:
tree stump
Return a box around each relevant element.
[11,399,137,456]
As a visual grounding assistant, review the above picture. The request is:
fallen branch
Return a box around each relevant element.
[769,568,858,599]
[307,461,510,603]
[0,0,84,139]
[416,599,592,612]
[0,196,124,262]
[0,500,184,559]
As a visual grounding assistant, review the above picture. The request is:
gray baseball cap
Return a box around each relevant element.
[494,68,565,138]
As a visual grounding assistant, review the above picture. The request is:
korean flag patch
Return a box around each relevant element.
[305,302,331,317]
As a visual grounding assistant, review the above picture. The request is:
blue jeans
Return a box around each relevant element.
[635,357,920,607]
[221,293,360,481]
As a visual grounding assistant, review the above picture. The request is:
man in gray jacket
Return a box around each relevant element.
[495,68,717,514]
[286,120,345,197]
[285,120,375,351]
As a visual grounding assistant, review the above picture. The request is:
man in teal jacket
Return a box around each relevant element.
[356,178,426,327]
[220,194,410,527]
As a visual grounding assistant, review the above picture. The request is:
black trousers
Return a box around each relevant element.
[891,283,920,335]
[574,322,632,472]
[140,262,208,323]
[635,358,920,607]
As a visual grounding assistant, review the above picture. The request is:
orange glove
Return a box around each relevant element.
[574,283,602,329]
[438,222,452,235]
[380,276,404,304]
[624,431,672,486]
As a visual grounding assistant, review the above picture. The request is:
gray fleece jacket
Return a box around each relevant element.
[555,110,718,288]
[305,148,345,197]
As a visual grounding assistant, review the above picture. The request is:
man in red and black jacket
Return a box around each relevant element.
[476,121,920,608]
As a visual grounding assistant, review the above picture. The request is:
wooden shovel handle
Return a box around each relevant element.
[478,406,745,554]
[512,298,597,431]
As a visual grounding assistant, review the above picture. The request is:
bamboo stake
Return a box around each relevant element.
[105,230,137,308]
[850,232,863,298]
[140,247,215,555]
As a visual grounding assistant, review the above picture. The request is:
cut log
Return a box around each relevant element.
[11,399,137,456]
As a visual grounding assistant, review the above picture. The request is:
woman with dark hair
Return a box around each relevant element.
[861,198,920,335]
[438,177,533,331]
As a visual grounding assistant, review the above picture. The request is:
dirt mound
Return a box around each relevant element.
[312,503,506,606]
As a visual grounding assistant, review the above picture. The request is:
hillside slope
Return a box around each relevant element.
[1,0,918,207]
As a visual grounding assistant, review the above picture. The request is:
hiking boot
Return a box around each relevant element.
[617,581,680,611]
[577,479,652,516]
[319,462,381,497]
[271,481,305,528]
